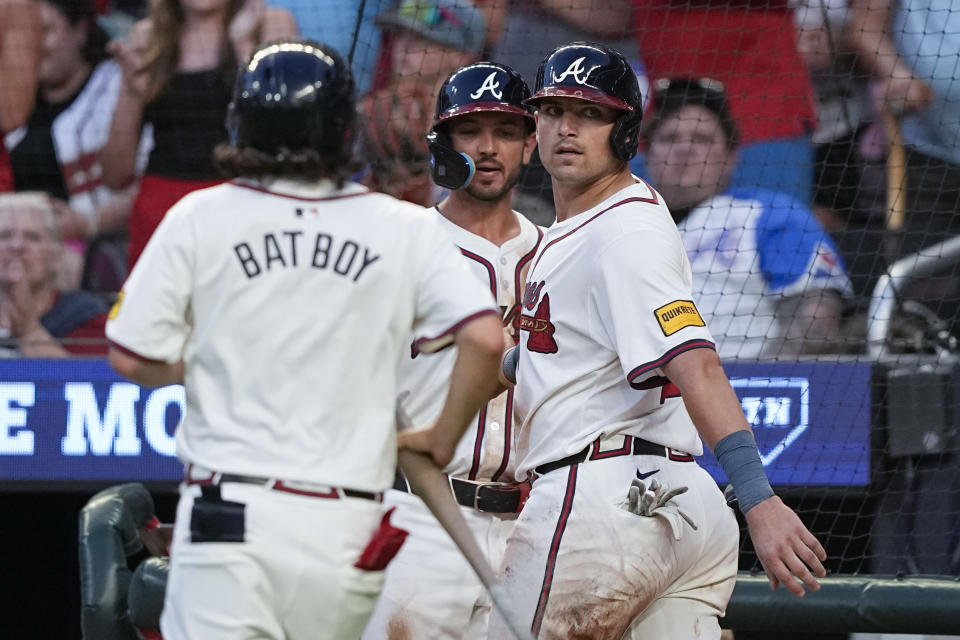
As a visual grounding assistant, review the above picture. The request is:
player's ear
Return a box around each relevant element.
[522,130,537,165]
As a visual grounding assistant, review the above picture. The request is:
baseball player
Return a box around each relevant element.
[485,42,828,640]
[105,39,505,640]
[361,61,543,640]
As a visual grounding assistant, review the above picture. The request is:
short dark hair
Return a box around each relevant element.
[641,77,740,150]
[212,143,361,187]
[43,0,110,65]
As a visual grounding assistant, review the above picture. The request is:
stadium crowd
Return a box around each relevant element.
[2,0,956,358]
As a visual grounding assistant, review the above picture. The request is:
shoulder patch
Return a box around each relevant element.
[108,291,125,321]
[654,299,705,336]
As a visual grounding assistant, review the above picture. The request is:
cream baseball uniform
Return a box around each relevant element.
[106,178,498,640]
[488,181,739,640]
[363,207,543,640]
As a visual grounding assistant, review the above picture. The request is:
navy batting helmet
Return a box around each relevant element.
[525,42,643,162]
[226,39,355,156]
[427,62,535,190]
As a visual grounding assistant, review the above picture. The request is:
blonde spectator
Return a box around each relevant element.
[0,192,109,357]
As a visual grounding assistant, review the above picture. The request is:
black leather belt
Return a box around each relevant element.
[186,467,382,502]
[393,472,529,513]
[535,436,695,476]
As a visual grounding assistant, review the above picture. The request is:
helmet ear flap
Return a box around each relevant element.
[610,109,643,161]
[427,128,476,190]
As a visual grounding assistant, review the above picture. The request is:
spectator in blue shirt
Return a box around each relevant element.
[644,78,852,360]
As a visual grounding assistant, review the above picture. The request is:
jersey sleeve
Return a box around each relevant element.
[105,200,196,363]
[590,226,715,389]
[410,220,498,355]
[752,191,852,297]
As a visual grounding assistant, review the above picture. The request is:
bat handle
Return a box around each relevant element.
[882,107,907,232]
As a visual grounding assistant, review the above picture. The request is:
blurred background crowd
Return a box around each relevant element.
[2,0,959,362]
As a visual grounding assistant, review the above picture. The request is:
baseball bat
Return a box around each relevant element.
[882,106,907,232]
[396,411,535,640]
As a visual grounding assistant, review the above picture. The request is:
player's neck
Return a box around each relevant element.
[553,167,635,222]
[437,193,521,246]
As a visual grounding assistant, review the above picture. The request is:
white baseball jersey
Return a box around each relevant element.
[493,180,739,640]
[514,180,715,479]
[397,207,543,482]
[678,187,851,360]
[363,209,542,640]
[106,178,498,492]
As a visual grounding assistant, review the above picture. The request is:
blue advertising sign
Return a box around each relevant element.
[0,359,873,488]
[0,359,183,485]
[698,362,874,487]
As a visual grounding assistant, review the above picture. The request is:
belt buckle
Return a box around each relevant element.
[471,481,505,511]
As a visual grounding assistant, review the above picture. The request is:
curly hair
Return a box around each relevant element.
[212,143,361,187]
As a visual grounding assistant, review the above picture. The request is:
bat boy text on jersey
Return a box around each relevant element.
[233,226,380,282]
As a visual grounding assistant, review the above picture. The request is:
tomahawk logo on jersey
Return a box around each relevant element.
[519,282,557,354]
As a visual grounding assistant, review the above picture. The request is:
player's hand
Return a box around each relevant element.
[622,477,696,529]
[744,496,827,597]
[397,426,455,469]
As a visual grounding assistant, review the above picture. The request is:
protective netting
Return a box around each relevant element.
[2,0,959,583]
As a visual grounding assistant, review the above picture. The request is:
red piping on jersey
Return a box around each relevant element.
[229,180,373,201]
[532,194,659,273]
[106,338,169,365]
[532,464,578,637]
[410,308,499,357]
[468,404,488,481]
[515,226,543,306]
[627,339,715,388]
[490,388,514,482]
[460,248,497,296]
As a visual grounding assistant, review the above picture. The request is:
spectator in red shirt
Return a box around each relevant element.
[0,192,108,356]
[534,0,818,204]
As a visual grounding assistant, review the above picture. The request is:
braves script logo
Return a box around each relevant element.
[519,281,557,353]
[470,71,503,100]
[551,56,589,85]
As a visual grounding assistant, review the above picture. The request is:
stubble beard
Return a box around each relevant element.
[464,163,524,203]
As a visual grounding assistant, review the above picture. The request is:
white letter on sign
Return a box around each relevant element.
[61,383,141,456]
[0,383,36,455]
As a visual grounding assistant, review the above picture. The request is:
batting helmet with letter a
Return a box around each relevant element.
[525,42,643,162]
[227,39,356,157]
[427,62,535,190]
